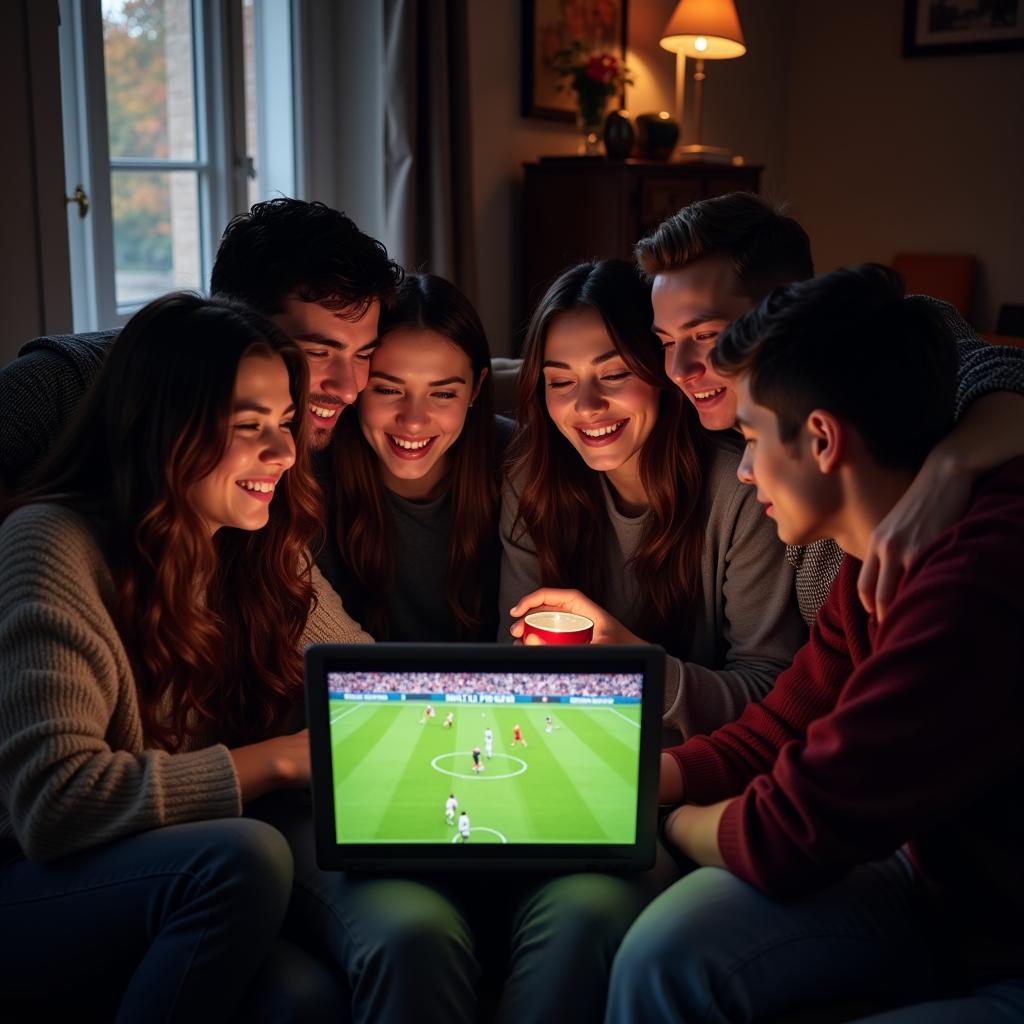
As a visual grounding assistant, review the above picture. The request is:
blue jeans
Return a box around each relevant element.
[251,792,680,1024]
[495,840,682,1024]
[248,791,479,1024]
[0,818,293,1023]
[605,857,1024,1024]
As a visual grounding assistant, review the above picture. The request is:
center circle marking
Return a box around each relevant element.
[430,752,528,780]
[451,826,508,844]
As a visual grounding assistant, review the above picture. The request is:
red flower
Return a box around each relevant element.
[585,52,619,84]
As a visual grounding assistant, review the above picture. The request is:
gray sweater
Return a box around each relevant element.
[499,436,807,738]
[0,503,372,863]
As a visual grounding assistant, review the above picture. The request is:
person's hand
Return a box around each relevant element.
[858,455,970,621]
[230,729,311,802]
[659,751,685,804]
[508,588,643,645]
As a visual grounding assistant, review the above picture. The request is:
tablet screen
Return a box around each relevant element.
[325,668,643,846]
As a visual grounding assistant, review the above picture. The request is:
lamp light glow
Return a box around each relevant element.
[658,0,746,159]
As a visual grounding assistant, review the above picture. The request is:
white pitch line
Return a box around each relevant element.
[604,706,641,728]
[330,703,365,725]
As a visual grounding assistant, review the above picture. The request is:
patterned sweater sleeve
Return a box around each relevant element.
[0,506,241,863]
[908,296,1024,417]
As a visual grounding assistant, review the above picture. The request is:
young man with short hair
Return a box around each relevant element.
[636,192,1024,624]
[0,197,403,492]
[605,264,1024,1023]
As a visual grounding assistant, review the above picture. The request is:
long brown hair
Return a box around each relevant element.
[507,260,709,637]
[331,273,499,638]
[10,294,321,749]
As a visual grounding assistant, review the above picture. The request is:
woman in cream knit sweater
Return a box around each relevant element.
[0,294,369,1021]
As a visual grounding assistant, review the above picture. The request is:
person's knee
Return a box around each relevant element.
[191,818,294,928]
[350,879,474,983]
[517,874,645,954]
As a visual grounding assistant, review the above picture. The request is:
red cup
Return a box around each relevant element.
[522,611,594,645]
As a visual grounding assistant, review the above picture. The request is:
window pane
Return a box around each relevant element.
[111,170,201,307]
[102,0,196,160]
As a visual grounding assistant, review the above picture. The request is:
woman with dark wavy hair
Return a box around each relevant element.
[0,293,368,1021]
[492,259,806,1022]
[319,272,507,640]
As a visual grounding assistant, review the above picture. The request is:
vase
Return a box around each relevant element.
[575,97,609,156]
[603,110,634,160]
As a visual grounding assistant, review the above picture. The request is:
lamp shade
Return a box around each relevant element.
[659,0,746,59]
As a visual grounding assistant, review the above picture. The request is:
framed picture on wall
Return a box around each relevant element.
[903,0,1024,56]
[521,0,629,121]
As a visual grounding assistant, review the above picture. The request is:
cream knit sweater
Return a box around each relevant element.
[0,503,372,862]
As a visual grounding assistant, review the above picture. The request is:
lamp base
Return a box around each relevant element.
[675,142,732,162]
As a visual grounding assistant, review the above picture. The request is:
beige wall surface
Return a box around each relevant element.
[782,0,1024,330]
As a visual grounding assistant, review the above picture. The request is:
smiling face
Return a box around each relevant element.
[541,307,659,481]
[270,295,381,450]
[735,374,837,547]
[651,256,755,431]
[357,328,481,501]
[190,351,297,535]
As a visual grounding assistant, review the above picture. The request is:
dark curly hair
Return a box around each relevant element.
[11,294,323,750]
[211,197,404,319]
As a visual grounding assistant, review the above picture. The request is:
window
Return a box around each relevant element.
[59,0,298,331]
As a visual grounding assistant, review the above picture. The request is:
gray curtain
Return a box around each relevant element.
[383,0,478,302]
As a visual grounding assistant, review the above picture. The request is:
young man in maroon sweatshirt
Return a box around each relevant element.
[605,263,1024,1023]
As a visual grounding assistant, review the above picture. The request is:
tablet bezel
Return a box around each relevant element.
[305,643,664,872]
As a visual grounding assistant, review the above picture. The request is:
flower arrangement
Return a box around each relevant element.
[549,40,634,133]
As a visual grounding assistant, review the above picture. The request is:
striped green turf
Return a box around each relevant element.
[328,701,641,845]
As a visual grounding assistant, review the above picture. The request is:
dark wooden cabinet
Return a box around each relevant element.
[521,157,761,323]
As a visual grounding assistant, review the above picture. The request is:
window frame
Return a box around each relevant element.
[58,0,287,331]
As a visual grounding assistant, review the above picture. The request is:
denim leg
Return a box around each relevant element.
[606,857,936,1024]
[238,937,350,1024]
[247,791,480,1024]
[849,979,1024,1024]
[0,818,293,1024]
[496,841,682,1024]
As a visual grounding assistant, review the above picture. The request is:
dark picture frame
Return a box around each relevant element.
[903,0,1024,56]
[521,0,629,121]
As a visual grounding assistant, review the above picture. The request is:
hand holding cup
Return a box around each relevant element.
[509,588,643,646]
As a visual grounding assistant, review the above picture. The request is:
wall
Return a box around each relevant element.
[467,0,792,354]
[469,0,1022,349]
[782,0,1024,330]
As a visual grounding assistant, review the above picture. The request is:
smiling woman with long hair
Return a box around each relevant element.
[502,259,804,736]
[0,293,369,1020]
[319,272,506,640]
[492,259,807,1024]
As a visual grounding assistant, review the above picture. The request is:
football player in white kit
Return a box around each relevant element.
[458,811,471,842]
[445,793,458,826]
[483,727,494,758]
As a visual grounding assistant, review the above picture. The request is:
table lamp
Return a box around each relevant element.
[659,0,746,159]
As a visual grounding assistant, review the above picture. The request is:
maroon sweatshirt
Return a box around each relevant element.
[666,456,1024,983]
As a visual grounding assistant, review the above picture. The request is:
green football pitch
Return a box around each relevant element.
[328,700,641,844]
